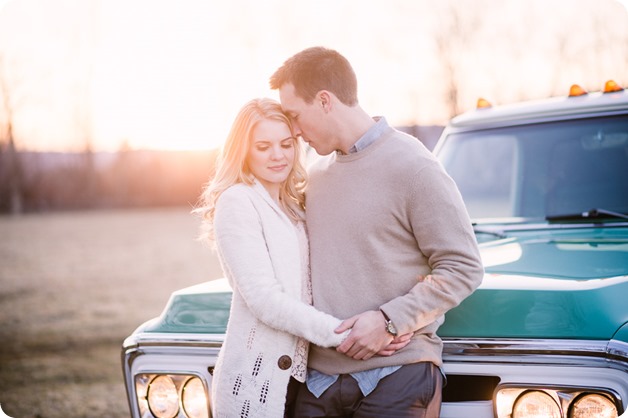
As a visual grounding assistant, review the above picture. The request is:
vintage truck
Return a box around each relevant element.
[121,81,628,418]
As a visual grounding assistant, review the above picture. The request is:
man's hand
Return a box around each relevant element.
[334,310,394,360]
[377,332,412,356]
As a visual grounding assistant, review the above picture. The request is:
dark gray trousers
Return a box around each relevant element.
[286,362,442,418]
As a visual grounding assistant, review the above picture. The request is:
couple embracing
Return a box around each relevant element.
[196,47,484,418]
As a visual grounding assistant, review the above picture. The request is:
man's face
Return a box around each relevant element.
[279,83,334,156]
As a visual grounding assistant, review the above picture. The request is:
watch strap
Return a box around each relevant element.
[380,309,398,336]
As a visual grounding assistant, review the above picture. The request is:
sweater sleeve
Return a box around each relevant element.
[214,187,347,347]
[380,161,484,334]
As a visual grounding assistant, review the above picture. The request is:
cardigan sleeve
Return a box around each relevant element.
[214,186,347,348]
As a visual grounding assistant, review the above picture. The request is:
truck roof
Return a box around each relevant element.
[449,87,628,131]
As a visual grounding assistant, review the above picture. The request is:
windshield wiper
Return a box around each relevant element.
[547,208,628,221]
[472,224,507,239]
[583,208,628,220]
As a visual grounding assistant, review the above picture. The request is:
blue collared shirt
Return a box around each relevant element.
[306,366,402,398]
[345,116,388,154]
[308,116,402,398]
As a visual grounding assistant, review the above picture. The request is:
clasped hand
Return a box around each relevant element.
[334,310,412,360]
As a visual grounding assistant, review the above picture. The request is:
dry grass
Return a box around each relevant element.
[0,208,223,418]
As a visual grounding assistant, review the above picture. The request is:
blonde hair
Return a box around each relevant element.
[196,98,307,242]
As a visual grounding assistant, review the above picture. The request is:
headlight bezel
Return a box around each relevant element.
[569,393,618,418]
[135,372,210,418]
[181,376,211,418]
[147,375,180,418]
[495,384,622,418]
[512,389,562,418]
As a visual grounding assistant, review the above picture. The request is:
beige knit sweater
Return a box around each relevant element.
[306,125,484,375]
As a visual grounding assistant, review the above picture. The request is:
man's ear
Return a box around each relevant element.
[317,90,332,112]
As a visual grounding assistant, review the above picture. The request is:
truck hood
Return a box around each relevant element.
[479,225,628,279]
[441,225,628,340]
[144,225,628,342]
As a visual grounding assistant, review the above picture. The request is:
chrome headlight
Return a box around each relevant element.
[135,373,210,418]
[496,386,620,418]
[182,377,210,418]
[147,375,179,418]
[512,390,561,418]
[570,394,617,418]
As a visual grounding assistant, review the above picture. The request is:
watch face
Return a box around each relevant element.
[386,321,397,335]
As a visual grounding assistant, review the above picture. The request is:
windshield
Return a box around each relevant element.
[437,115,628,220]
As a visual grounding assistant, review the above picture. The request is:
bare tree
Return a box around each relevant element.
[545,2,621,97]
[0,53,24,214]
[584,2,628,90]
[70,0,101,208]
[431,0,486,118]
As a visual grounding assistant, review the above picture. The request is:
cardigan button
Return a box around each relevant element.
[277,355,292,370]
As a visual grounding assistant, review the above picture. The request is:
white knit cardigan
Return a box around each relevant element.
[211,181,346,418]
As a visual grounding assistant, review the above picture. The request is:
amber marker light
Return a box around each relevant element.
[476,97,492,109]
[603,80,624,93]
[568,84,588,97]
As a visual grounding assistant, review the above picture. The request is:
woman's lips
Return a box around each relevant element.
[268,164,287,171]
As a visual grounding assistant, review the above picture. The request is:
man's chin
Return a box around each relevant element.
[310,145,334,156]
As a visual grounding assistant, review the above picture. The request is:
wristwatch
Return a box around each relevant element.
[380,309,398,336]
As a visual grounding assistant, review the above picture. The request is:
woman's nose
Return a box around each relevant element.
[270,145,283,159]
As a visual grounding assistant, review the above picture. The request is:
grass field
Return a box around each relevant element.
[0,208,223,418]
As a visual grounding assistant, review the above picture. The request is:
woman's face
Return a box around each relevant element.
[246,119,296,198]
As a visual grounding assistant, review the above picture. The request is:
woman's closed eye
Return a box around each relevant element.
[281,139,295,149]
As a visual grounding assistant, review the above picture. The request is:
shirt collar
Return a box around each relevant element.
[346,116,388,154]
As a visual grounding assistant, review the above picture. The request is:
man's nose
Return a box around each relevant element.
[292,122,302,137]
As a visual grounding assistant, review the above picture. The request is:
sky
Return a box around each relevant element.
[0,0,627,152]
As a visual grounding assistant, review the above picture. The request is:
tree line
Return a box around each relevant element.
[0,126,441,215]
[0,146,218,214]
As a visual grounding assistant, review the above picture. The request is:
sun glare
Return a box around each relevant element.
[1,0,627,152]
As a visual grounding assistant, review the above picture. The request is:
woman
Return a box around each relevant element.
[196,98,349,417]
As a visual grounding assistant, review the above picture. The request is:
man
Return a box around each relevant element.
[270,47,484,418]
